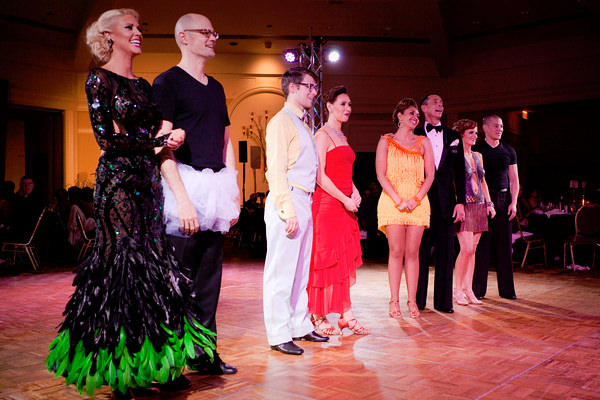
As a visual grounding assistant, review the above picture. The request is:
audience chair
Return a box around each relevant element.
[515,215,547,268]
[1,206,48,270]
[76,212,95,262]
[564,204,600,269]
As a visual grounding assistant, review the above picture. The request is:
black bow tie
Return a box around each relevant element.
[427,124,443,133]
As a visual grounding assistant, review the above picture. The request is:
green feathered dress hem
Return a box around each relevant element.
[46,317,215,397]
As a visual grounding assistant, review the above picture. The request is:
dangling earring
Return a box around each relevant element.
[108,38,114,50]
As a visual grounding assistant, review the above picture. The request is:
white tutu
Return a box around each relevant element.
[162,163,240,236]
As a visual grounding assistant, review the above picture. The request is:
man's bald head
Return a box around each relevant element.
[174,13,212,49]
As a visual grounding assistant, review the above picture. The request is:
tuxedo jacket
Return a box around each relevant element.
[415,125,466,221]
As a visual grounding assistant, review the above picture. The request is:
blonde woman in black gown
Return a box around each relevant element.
[46,9,215,399]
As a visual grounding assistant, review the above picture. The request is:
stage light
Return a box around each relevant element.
[282,49,299,63]
[327,48,341,63]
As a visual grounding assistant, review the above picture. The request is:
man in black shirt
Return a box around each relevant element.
[153,13,240,382]
[472,115,519,300]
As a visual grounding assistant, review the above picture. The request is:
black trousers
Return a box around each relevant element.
[417,206,455,311]
[168,230,224,338]
[473,191,516,298]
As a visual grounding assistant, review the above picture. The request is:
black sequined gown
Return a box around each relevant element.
[46,68,215,397]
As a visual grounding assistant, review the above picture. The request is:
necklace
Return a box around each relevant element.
[326,123,345,137]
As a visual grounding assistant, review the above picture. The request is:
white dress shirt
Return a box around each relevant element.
[426,122,443,169]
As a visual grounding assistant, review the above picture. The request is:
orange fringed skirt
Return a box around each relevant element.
[377,135,430,234]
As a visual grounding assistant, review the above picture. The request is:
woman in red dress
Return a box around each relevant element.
[307,86,369,336]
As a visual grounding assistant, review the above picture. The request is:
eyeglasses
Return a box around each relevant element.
[297,82,319,92]
[184,29,220,40]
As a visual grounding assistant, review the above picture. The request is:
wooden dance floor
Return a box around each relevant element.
[1,258,600,399]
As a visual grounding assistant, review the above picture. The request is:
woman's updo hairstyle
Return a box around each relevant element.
[452,119,477,135]
[323,86,348,119]
[392,98,418,127]
[86,8,139,64]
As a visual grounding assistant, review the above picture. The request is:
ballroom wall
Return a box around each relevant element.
[1,25,599,199]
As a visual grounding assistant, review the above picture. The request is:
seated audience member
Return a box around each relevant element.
[67,187,95,247]
[0,181,16,244]
[518,187,539,219]
[52,188,70,228]
[517,187,547,234]
[244,193,259,211]
[0,180,16,205]
[12,176,44,241]
[80,187,95,219]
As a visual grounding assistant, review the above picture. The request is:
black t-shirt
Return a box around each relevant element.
[473,140,517,191]
[152,66,230,170]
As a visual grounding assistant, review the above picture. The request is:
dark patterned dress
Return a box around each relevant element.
[457,152,488,233]
[46,68,215,397]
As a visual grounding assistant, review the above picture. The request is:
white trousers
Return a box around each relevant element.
[263,189,314,346]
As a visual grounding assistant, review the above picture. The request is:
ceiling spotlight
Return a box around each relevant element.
[282,49,299,63]
[327,48,341,63]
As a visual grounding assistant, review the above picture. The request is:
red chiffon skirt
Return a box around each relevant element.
[307,146,363,315]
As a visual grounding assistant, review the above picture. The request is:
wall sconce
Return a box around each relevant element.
[521,109,528,119]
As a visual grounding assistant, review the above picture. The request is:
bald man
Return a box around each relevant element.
[153,13,240,384]
[472,115,519,300]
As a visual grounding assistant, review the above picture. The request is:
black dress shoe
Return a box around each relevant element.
[476,296,484,300]
[436,307,454,313]
[155,375,191,391]
[292,330,329,342]
[188,353,238,375]
[270,341,304,355]
[501,295,517,300]
[188,352,237,375]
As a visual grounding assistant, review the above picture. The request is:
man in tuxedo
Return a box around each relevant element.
[472,115,519,300]
[415,93,466,313]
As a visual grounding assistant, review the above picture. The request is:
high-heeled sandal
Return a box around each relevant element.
[389,300,402,318]
[338,317,370,336]
[453,291,469,306]
[311,314,340,335]
[407,300,420,318]
[464,290,483,305]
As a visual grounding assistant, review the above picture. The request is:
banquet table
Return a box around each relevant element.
[528,210,575,266]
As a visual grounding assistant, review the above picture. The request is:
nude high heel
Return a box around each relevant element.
[338,317,370,336]
[453,291,469,306]
[464,290,483,305]
[407,300,420,318]
[311,314,341,335]
[389,300,402,318]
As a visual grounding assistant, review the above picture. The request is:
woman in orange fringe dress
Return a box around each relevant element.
[376,98,434,319]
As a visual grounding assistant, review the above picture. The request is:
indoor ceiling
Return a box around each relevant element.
[1,0,599,71]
